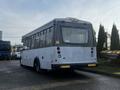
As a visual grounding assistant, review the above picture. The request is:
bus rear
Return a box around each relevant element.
[52,19,97,69]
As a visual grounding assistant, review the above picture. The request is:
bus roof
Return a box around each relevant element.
[22,17,91,39]
[55,17,91,24]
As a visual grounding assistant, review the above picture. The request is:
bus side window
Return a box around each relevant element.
[41,31,44,47]
[49,27,53,46]
[31,35,35,49]
[24,39,27,47]
[39,32,41,48]
[34,34,37,49]
[25,37,29,49]
[28,38,30,49]
[30,37,32,49]
[45,27,53,46]
[34,34,36,49]
[35,33,39,48]
[44,30,47,47]
[46,28,50,46]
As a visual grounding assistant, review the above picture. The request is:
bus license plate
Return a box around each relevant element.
[88,64,96,67]
[60,65,70,68]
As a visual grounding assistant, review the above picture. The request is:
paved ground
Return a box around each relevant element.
[0,60,120,90]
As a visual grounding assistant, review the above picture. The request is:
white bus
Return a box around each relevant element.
[20,18,97,72]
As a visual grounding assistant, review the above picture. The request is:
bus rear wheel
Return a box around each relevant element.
[34,60,40,72]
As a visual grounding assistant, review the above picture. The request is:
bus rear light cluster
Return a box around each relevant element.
[57,47,61,58]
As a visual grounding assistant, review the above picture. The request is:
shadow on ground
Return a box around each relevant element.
[22,65,91,81]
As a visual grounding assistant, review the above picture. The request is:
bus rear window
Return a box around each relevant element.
[62,27,88,44]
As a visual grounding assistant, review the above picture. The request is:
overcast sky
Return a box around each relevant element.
[0,0,120,45]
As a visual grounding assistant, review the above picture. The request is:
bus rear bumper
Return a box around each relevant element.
[51,63,97,70]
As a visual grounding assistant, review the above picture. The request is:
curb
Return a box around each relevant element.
[79,68,120,78]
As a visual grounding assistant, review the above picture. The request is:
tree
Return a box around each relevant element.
[110,24,120,50]
[103,32,108,50]
[97,24,106,57]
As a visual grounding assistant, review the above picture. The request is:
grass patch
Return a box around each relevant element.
[98,58,120,67]
[93,65,120,73]
[86,58,120,74]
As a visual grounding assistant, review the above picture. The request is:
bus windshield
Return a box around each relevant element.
[62,27,88,44]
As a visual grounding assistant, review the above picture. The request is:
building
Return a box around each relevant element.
[0,40,11,60]
[0,31,2,40]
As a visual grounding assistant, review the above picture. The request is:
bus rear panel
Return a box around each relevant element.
[51,20,97,69]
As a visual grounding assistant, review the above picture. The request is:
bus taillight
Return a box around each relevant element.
[57,47,60,50]
[57,51,60,54]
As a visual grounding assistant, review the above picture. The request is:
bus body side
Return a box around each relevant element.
[21,47,56,69]
[21,21,56,69]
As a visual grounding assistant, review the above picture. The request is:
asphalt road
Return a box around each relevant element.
[0,60,120,90]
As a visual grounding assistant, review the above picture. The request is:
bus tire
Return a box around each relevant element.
[34,59,40,72]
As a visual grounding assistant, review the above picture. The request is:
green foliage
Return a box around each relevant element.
[110,24,120,50]
[97,24,106,57]
[103,32,108,50]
